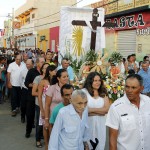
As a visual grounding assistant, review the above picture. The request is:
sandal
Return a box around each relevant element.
[36,141,42,148]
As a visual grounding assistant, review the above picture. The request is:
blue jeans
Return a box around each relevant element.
[35,105,43,141]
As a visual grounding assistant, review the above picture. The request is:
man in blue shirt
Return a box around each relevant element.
[57,58,74,84]
[138,61,150,97]
[49,84,74,125]
[48,90,89,150]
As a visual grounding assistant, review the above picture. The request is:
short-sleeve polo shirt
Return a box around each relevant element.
[7,62,24,86]
[106,94,150,150]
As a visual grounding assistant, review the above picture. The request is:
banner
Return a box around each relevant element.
[0,29,4,37]
[13,21,21,29]
[59,7,105,61]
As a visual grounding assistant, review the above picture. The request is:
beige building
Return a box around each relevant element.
[0,36,4,48]
[14,0,76,51]
[3,20,12,48]
[91,0,150,61]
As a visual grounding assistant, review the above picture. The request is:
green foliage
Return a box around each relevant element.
[63,53,72,62]
[85,50,98,62]
[70,59,83,75]
[99,72,107,80]
[110,52,123,64]
[111,93,119,102]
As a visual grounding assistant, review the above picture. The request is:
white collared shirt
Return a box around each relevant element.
[7,62,24,86]
[106,94,150,150]
[20,67,28,89]
[48,104,89,150]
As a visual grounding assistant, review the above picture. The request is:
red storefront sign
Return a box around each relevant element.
[105,11,150,34]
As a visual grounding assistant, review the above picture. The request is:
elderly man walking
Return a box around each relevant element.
[7,54,25,116]
[24,57,45,138]
[20,59,34,123]
[48,90,89,150]
[106,74,150,150]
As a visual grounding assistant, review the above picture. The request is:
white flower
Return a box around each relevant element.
[110,91,113,94]
[97,60,102,66]
[109,94,112,98]
[117,93,120,98]
[120,90,124,94]
[108,88,111,92]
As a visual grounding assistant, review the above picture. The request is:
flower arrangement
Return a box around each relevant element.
[110,52,123,64]
[105,75,125,102]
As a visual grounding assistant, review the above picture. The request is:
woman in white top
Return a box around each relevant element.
[83,72,110,150]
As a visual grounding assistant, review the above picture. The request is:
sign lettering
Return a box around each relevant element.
[105,12,150,36]
[106,14,145,29]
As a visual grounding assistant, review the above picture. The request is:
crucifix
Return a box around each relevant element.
[72,8,101,51]
[72,8,116,51]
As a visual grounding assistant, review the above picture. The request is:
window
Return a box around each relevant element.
[32,14,35,19]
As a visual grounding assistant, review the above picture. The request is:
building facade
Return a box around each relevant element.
[37,29,49,51]
[14,0,76,51]
[0,37,4,48]
[91,0,150,61]
[14,0,51,50]
[3,20,12,48]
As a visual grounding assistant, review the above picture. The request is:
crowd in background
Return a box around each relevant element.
[0,47,150,150]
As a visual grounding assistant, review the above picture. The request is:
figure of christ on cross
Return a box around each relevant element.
[72,8,101,51]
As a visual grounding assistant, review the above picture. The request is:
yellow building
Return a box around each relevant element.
[37,29,49,52]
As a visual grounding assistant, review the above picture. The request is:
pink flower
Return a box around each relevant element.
[113,89,117,94]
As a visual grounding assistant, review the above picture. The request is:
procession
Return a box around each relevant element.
[0,0,150,150]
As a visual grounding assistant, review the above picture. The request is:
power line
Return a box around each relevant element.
[15,0,121,31]
[15,20,60,35]
[18,20,60,30]
[15,0,85,30]
[29,0,85,21]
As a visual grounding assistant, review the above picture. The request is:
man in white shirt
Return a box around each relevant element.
[106,74,150,150]
[48,90,89,150]
[20,59,34,123]
[7,54,24,117]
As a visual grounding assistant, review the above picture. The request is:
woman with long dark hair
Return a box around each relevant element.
[44,69,69,135]
[38,65,57,150]
[32,62,49,148]
[83,72,110,150]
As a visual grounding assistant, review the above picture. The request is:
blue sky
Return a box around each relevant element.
[0,0,26,28]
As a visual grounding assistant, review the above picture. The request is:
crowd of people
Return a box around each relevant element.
[0,47,150,150]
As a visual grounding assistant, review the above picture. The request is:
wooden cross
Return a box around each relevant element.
[72,8,101,51]
[72,8,116,51]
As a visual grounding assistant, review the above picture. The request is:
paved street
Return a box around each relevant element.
[0,100,109,150]
[0,101,45,150]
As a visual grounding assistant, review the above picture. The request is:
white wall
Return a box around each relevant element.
[77,0,102,7]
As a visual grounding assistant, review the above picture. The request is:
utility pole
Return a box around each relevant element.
[11,8,15,49]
